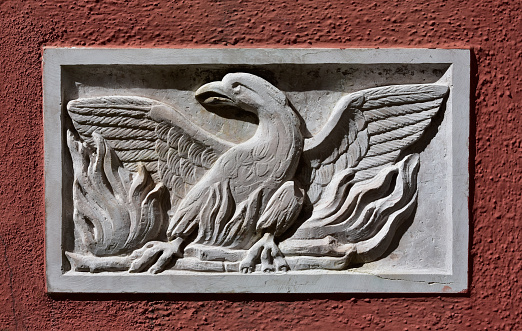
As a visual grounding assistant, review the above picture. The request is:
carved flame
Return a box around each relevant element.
[282,154,419,265]
[67,131,168,256]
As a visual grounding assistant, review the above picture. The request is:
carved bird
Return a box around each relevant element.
[67,72,448,273]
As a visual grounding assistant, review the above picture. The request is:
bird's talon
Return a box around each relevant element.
[127,240,183,273]
[128,263,138,273]
[278,266,289,272]
[272,251,289,273]
[239,233,290,273]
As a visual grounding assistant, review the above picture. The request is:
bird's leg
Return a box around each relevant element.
[240,233,289,273]
[240,181,304,273]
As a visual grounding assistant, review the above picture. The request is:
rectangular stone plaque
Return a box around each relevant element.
[44,48,469,293]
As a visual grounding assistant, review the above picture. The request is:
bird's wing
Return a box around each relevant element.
[297,84,449,206]
[68,96,161,174]
[67,96,234,208]
[150,103,234,208]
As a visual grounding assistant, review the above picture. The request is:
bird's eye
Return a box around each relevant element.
[232,83,241,94]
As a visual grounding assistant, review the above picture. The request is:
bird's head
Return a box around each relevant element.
[195,73,287,117]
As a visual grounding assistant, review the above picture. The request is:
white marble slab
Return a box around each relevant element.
[44,48,469,293]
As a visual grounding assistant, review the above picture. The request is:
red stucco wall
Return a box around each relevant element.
[0,0,520,329]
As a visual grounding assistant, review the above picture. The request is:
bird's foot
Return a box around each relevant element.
[240,233,289,273]
[128,237,184,274]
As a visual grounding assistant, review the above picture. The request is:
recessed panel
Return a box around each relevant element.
[44,48,469,293]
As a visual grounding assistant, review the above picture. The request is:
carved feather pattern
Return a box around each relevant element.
[68,97,162,175]
[298,84,448,206]
[156,122,215,206]
[68,96,234,210]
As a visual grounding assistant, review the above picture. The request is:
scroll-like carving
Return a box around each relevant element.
[65,73,448,274]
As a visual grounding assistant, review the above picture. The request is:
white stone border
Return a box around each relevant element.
[43,48,469,293]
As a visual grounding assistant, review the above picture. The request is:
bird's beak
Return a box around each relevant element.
[195,81,236,107]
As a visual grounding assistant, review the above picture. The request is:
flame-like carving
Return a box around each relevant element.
[280,154,419,268]
[66,130,168,256]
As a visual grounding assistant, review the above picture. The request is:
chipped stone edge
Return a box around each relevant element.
[43,48,469,293]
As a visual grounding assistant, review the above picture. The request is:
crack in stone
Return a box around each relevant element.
[355,270,453,286]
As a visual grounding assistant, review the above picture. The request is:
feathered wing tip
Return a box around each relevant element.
[67,96,234,213]
[280,154,419,268]
[298,83,448,206]
[66,130,169,258]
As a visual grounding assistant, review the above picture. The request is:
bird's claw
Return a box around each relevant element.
[128,238,184,273]
[274,256,290,272]
[278,265,289,272]
[239,233,289,274]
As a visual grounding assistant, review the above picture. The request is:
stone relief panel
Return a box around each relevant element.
[44,49,469,293]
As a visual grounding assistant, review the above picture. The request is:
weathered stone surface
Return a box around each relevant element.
[44,48,469,293]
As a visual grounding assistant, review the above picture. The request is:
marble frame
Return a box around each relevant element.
[44,48,469,293]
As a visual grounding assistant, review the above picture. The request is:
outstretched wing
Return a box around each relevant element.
[150,104,234,207]
[297,83,449,206]
[67,96,234,208]
[68,96,161,174]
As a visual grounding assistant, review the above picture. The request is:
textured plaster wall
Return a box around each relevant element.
[0,0,520,329]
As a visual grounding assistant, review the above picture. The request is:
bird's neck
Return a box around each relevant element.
[249,104,303,184]
[254,105,302,143]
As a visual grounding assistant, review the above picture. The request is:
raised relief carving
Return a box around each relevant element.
[64,72,448,274]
